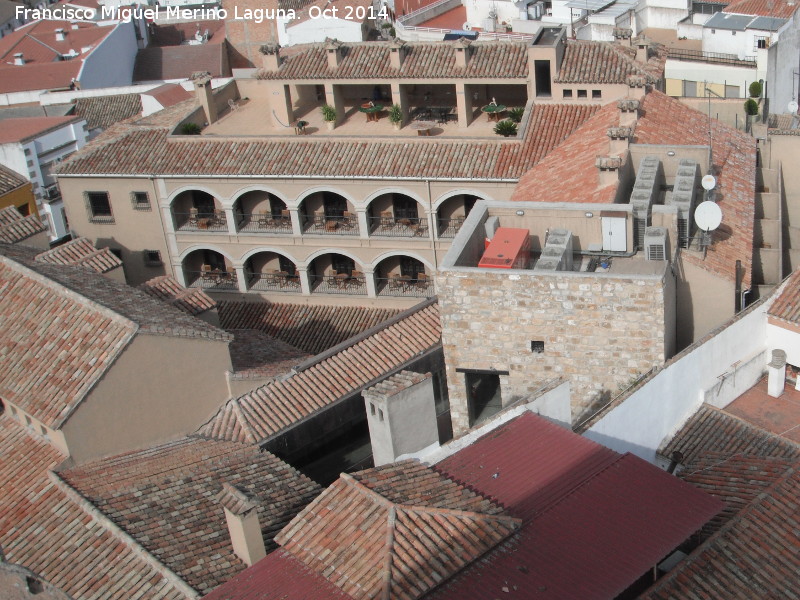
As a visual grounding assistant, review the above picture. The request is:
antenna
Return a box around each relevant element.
[694,200,722,257]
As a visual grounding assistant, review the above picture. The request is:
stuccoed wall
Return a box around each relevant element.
[437,267,671,435]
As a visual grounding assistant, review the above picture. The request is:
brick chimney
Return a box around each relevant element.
[389,38,407,69]
[595,155,623,188]
[325,38,344,69]
[259,43,281,71]
[617,98,640,127]
[454,37,472,68]
[607,126,633,156]
[627,74,647,100]
[191,71,217,124]
[612,27,633,47]
[218,483,266,566]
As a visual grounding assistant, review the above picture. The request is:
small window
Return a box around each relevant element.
[131,191,151,210]
[143,249,162,266]
[531,340,545,353]
[731,31,736,36]
[562,89,573,98]
[592,90,602,99]
[370,402,376,416]
[711,29,716,34]
[85,191,114,223]
[577,89,588,98]
[24,148,31,156]
[378,408,384,422]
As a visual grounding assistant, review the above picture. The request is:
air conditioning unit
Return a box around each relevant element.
[644,226,669,261]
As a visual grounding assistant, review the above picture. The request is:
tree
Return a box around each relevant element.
[748,81,762,98]
[744,98,759,116]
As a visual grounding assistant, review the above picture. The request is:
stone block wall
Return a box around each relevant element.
[437,267,674,435]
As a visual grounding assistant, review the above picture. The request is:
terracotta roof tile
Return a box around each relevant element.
[0,116,82,144]
[257,40,529,80]
[767,266,800,324]
[35,237,123,273]
[0,205,45,244]
[0,163,27,195]
[554,40,664,85]
[197,301,442,444]
[143,83,192,108]
[218,301,401,355]
[61,437,321,594]
[275,460,519,600]
[140,275,217,316]
[227,329,311,378]
[0,416,189,600]
[722,0,799,17]
[73,94,142,130]
[133,43,229,82]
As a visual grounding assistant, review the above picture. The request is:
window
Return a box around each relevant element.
[85,191,114,222]
[711,29,716,34]
[755,36,768,49]
[131,191,151,210]
[143,249,162,266]
[531,340,545,353]
[731,30,736,36]
[563,89,573,98]
[370,403,376,416]
[465,371,502,426]
[577,89,588,98]
[378,408,384,422]
[592,90,602,99]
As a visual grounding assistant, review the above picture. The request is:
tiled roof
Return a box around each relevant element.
[659,404,800,465]
[722,0,799,18]
[0,415,189,600]
[275,460,520,600]
[73,94,142,130]
[635,90,756,287]
[34,237,123,273]
[58,102,597,181]
[2,243,232,342]
[227,329,311,378]
[256,40,529,80]
[0,116,81,144]
[140,275,217,316]
[218,301,401,355]
[0,163,27,194]
[197,300,442,444]
[144,83,192,108]
[133,43,230,82]
[60,437,321,594]
[767,266,800,324]
[0,205,45,244]
[0,250,135,428]
[642,453,800,598]
[554,40,664,84]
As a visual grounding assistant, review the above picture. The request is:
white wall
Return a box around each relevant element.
[0,144,28,180]
[701,26,774,61]
[584,299,770,463]
[666,59,758,96]
[465,0,520,29]
[280,17,364,45]
[78,22,138,89]
[766,323,800,367]
[637,6,689,30]
[767,13,799,116]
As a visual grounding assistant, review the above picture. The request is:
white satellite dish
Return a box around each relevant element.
[701,174,716,191]
[789,101,799,113]
[695,201,722,232]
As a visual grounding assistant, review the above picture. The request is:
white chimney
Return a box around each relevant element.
[767,349,787,397]
[55,28,66,42]
[13,52,24,66]
[217,483,266,566]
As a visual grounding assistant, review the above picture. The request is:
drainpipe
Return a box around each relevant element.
[427,178,439,271]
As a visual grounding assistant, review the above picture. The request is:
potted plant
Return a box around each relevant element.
[494,119,517,137]
[321,104,336,130]
[179,122,201,135]
[744,98,759,133]
[748,81,762,98]
[380,22,393,39]
[388,104,403,130]
[508,107,524,123]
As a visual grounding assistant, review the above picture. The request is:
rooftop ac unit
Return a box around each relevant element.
[644,226,669,261]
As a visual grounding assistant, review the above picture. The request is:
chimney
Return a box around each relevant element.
[607,126,632,156]
[364,371,437,466]
[627,74,647,100]
[13,52,24,66]
[635,38,650,64]
[55,28,66,42]
[389,38,407,69]
[617,98,640,127]
[595,155,622,188]
[612,27,633,47]
[324,38,343,69]
[767,349,787,397]
[218,484,266,566]
[454,37,472,68]
[191,71,217,124]
[259,43,281,71]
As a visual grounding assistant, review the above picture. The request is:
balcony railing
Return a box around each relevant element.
[186,268,238,290]
[369,216,429,238]
[312,274,367,295]
[175,211,228,232]
[237,213,292,234]
[247,271,301,292]
[302,214,359,235]
[437,217,465,239]
[376,276,433,298]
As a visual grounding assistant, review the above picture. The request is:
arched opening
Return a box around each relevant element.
[309,252,366,295]
[367,193,428,238]
[436,194,481,238]
[245,251,300,292]
[182,249,237,290]
[234,191,290,233]
[299,192,358,235]
[172,190,226,232]
[375,255,432,298]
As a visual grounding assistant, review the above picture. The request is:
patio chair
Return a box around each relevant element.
[189,207,199,228]
[201,264,215,283]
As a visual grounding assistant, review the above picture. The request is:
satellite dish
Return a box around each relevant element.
[695,201,722,232]
[701,174,716,191]
[789,101,799,113]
